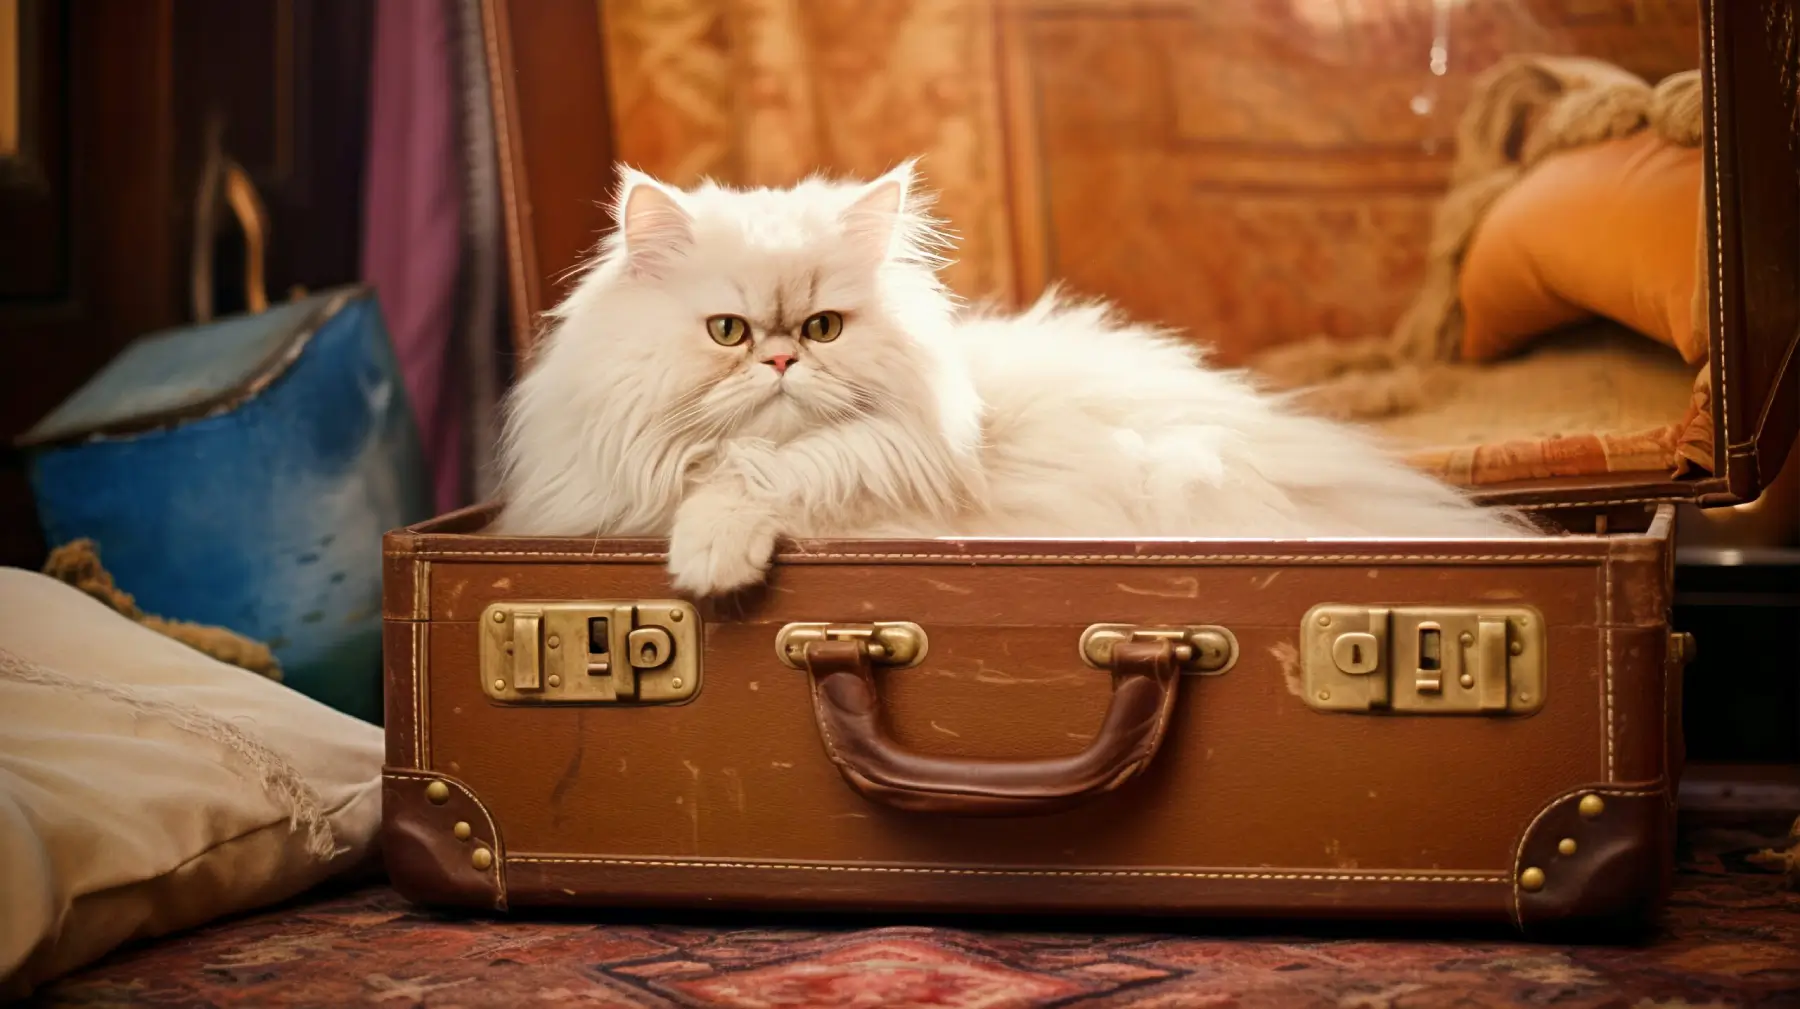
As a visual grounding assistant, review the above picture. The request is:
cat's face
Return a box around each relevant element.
[560,163,951,446]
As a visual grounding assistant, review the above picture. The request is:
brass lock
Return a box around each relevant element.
[774,622,929,669]
[1078,624,1239,674]
[1301,604,1545,715]
[480,600,700,704]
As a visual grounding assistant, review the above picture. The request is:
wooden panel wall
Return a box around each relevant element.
[599,0,1018,305]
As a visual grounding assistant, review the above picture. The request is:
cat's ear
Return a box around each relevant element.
[842,160,918,264]
[614,168,693,280]
[842,159,948,269]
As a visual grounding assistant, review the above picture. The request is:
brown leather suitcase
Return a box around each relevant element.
[379,0,1797,932]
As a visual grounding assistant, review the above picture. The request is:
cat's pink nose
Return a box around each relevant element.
[763,354,796,375]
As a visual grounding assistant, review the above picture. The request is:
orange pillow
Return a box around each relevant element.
[1459,130,1705,365]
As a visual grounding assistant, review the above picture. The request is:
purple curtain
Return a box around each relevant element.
[361,0,464,514]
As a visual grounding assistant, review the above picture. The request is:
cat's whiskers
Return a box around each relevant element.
[844,381,909,421]
[646,378,738,443]
[643,386,709,436]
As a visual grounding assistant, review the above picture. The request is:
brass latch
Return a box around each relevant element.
[480,600,700,704]
[1301,604,1545,715]
[774,622,928,669]
[1078,624,1239,674]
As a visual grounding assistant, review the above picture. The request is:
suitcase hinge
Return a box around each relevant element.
[774,622,929,669]
[480,600,701,705]
[1300,605,1546,715]
[1077,625,1239,674]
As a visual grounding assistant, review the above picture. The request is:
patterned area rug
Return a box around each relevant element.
[27,823,1800,1008]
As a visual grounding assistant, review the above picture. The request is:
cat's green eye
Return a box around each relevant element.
[801,311,844,343]
[706,314,750,347]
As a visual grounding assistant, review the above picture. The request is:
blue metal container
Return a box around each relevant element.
[17,286,431,723]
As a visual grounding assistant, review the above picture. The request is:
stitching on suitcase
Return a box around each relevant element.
[1706,0,1731,452]
[809,670,847,769]
[416,621,433,769]
[1508,784,1665,929]
[399,550,1599,564]
[386,772,509,907]
[1514,497,1684,511]
[501,857,1506,884]
[419,561,433,769]
[410,622,423,768]
[1603,558,1615,781]
[412,557,428,622]
[410,562,431,768]
[1662,634,1673,781]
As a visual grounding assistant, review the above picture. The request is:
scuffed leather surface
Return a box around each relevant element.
[382,502,1679,926]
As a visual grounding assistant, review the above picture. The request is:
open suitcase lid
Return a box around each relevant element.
[1684,0,1800,511]
[480,0,1796,515]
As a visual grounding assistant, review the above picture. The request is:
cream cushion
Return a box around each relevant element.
[0,568,384,998]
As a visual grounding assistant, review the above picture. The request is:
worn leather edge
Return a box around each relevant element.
[1512,781,1673,936]
[1602,515,1675,628]
[381,536,429,769]
[1596,510,1675,783]
[381,619,419,768]
[1607,627,1673,783]
[382,769,508,912]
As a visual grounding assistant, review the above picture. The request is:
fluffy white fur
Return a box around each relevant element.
[494,162,1534,595]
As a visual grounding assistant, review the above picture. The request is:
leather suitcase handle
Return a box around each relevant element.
[802,637,1181,816]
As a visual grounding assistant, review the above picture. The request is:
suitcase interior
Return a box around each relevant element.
[379,1,1798,932]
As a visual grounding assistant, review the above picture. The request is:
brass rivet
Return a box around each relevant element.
[1558,837,1577,856]
[492,611,505,623]
[1318,614,1332,627]
[1458,673,1475,689]
[453,821,472,841]
[470,847,493,871]
[1518,692,1532,703]
[1519,867,1546,892]
[1578,794,1605,818]
[547,674,562,688]
[1317,689,1331,701]
[492,678,505,691]
[425,781,450,805]
[1509,640,1524,656]
[547,635,560,649]
[671,610,683,622]
[671,677,684,689]
[1460,631,1474,646]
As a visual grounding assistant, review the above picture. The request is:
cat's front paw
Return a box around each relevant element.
[666,489,780,597]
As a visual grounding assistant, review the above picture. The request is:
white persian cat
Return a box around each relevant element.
[494,162,1533,595]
